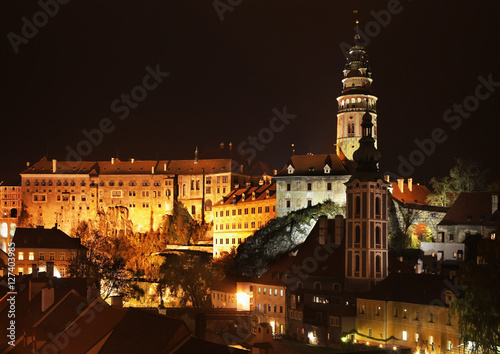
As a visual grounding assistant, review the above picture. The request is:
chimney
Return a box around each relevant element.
[220,142,224,149]
[273,169,277,176]
[493,194,499,214]
[384,175,390,183]
[240,165,244,173]
[42,286,55,312]
[407,178,413,192]
[164,163,167,171]
[46,262,54,278]
[32,264,38,278]
[259,179,264,186]
[397,178,404,193]
[131,158,135,164]
[52,159,57,173]
[26,161,30,167]
[111,295,123,308]
[334,215,344,244]
[111,157,115,164]
[194,147,199,164]
[318,216,328,245]
[151,166,155,174]
[229,142,232,150]
[87,286,99,301]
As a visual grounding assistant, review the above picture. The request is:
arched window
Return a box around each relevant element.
[355,226,361,244]
[376,255,381,273]
[355,196,361,215]
[297,281,303,289]
[333,283,341,292]
[314,282,321,291]
[375,197,381,216]
[348,122,355,137]
[375,226,381,245]
[205,200,212,211]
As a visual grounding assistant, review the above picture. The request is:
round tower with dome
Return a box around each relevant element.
[336,32,378,162]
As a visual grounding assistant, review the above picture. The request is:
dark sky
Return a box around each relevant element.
[1,0,500,186]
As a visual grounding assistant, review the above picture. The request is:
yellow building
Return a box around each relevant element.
[12,227,87,277]
[355,273,459,352]
[250,254,293,335]
[212,183,276,257]
[20,157,251,234]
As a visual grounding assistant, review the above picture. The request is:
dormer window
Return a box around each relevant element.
[287,165,294,174]
[308,167,314,172]
[252,192,256,200]
[241,193,245,201]
[324,165,331,174]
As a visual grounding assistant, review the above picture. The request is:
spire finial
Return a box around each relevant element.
[353,10,360,42]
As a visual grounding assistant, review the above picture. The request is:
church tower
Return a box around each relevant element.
[344,109,389,293]
[336,33,378,161]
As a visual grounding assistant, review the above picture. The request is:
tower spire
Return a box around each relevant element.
[335,20,378,162]
[353,10,361,43]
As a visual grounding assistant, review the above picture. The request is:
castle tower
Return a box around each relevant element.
[336,33,378,161]
[344,110,388,293]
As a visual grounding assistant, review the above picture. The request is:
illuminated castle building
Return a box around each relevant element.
[275,35,378,216]
[20,156,252,234]
[336,33,378,161]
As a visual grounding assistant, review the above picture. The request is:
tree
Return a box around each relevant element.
[388,199,423,251]
[160,202,208,245]
[427,158,488,207]
[159,251,217,308]
[68,221,130,300]
[451,262,500,353]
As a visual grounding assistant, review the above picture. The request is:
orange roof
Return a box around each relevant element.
[214,183,276,206]
[390,181,431,204]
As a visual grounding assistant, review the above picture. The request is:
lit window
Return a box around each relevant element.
[18,252,24,260]
[18,267,24,274]
[28,252,34,261]
[402,331,408,341]
[50,252,55,261]
[60,252,65,261]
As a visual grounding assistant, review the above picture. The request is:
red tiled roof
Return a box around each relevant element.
[13,227,87,251]
[276,153,349,176]
[390,181,431,204]
[21,156,248,176]
[359,273,455,306]
[214,183,276,206]
[439,191,499,226]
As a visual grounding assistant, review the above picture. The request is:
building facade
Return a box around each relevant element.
[355,273,460,352]
[274,154,350,217]
[20,157,251,234]
[212,183,276,257]
[12,227,87,277]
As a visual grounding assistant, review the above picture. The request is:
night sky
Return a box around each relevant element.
[2,1,500,186]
